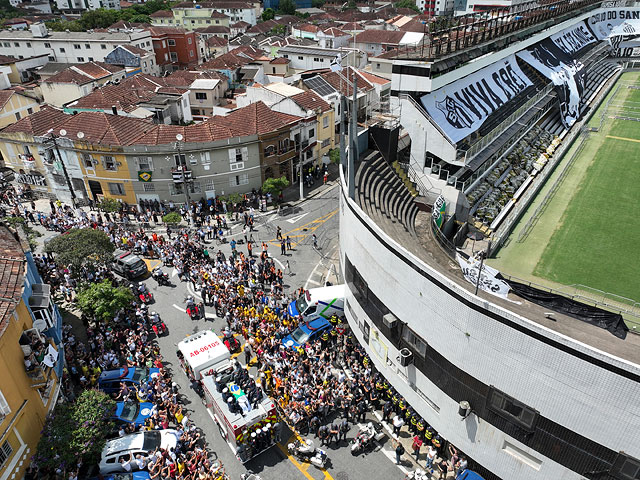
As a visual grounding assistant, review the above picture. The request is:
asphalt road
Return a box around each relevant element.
[32,186,407,480]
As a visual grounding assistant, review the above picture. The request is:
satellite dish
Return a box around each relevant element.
[176,133,184,141]
[77,132,85,139]
[59,129,67,136]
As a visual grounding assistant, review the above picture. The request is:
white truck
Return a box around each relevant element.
[177,330,278,462]
[287,284,346,320]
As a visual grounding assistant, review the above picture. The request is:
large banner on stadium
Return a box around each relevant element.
[456,253,511,300]
[517,31,589,129]
[606,19,640,56]
[420,55,533,144]
[587,7,640,40]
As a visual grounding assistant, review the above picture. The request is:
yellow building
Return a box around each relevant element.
[0,91,40,129]
[151,7,230,30]
[0,226,63,480]
[315,101,335,163]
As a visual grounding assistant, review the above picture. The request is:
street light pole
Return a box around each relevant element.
[47,129,76,208]
[299,123,304,202]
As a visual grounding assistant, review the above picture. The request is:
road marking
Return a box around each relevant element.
[606,134,640,143]
[379,445,410,474]
[172,267,178,277]
[276,442,317,480]
[286,212,309,224]
[304,257,324,290]
[268,210,338,248]
[144,259,162,271]
[172,304,186,312]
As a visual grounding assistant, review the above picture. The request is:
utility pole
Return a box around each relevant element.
[347,76,357,200]
[175,134,191,224]
[46,129,76,208]
[339,95,346,172]
[298,123,304,201]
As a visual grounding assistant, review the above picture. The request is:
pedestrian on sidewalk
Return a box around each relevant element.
[247,241,252,257]
[394,440,405,465]
[276,226,282,240]
[312,234,318,249]
[286,236,292,250]
[244,342,253,366]
[280,239,286,255]
[426,443,437,471]
[286,260,291,275]
[412,435,423,461]
[392,414,404,437]
[323,172,328,184]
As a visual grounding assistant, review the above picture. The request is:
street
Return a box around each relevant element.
[32,184,408,480]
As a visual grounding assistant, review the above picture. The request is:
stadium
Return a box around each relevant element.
[338,2,640,480]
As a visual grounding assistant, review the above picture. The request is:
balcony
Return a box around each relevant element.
[21,328,58,388]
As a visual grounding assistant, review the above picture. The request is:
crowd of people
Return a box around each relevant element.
[1,184,472,480]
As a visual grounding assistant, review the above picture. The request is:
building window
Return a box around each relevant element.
[174,153,186,166]
[486,387,539,431]
[298,56,303,60]
[321,138,330,148]
[170,52,178,62]
[3,42,9,47]
[82,153,93,168]
[27,107,33,115]
[229,173,248,186]
[189,50,194,57]
[26,42,31,47]
[401,325,427,357]
[73,44,81,49]
[136,156,153,171]
[103,156,117,171]
[143,61,147,67]
[611,453,640,480]
[195,92,207,100]
[323,116,329,128]
[0,441,13,468]
[168,39,176,46]
[101,44,107,49]
[0,390,11,417]
[14,112,20,121]
[13,42,19,47]
[309,128,314,138]
[77,57,84,62]
[88,57,93,61]
[188,37,192,44]
[85,43,90,49]
[142,183,155,192]
[205,179,215,191]
[48,56,54,61]
[230,162,244,171]
[108,182,125,195]
[263,145,275,157]
[59,47,65,53]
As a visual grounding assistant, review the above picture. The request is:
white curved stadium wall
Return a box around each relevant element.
[338,184,640,480]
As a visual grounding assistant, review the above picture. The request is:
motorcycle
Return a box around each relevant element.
[223,333,241,353]
[288,439,327,469]
[139,291,154,304]
[405,469,429,480]
[186,304,200,320]
[152,268,170,286]
[150,312,168,336]
[350,422,384,455]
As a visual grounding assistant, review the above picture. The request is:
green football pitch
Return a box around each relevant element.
[489,72,640,304]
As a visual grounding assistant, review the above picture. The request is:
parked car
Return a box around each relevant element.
[112,250,148,279]
[282,317,332,349]
[113,401,155,426]
[91,472,151,480]
[98,366,160,394]
[99,430,178,474]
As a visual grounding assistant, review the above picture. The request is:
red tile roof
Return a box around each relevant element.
[121,45,152,56]
[296,24,320,33]
[291,90,331,113]
[2,106,68,136]
[0,226,24,332]
[206,36,229,47]
[320,66,373,96]
[231,21,250,29]
[150,10,174,17]
[321,27,347,36]
[0,90,14,109]
[196,25,231,34]
[354,29,405,45]
[357,69,390,85]
[148,26,191,35]
[270,57,289,64]
[210,11,228,18]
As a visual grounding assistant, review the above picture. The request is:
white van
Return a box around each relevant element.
[177,330,231,380]
[99,429,178,474]
[287,284,345,320]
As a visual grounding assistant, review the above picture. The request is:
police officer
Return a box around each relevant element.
[320,331,329,349]
[424,425,434,443]
[339,418,349,443]
[309,415,320,436]
[318,424,329,446]
[409,408,418,434]
[416,418,425,440]
[357,399,367,423]
[329,422,340,446]
[382,399,394,423]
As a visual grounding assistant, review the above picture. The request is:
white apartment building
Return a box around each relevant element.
[0,24,153,64]
[277,46,364,72]
[55,0,120,13]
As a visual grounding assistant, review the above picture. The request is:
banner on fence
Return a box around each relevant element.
[456,253,511,299]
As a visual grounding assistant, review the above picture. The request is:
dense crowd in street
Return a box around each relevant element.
[1,184,471,480]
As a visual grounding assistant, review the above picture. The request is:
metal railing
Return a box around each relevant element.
[398,160,441,197]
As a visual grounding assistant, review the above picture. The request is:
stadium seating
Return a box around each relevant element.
[355,151,419,239]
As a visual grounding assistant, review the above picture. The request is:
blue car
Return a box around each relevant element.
[113,401,155,426]
[91,473,151,480]
[282,317,332,349]
[98,366,160,394]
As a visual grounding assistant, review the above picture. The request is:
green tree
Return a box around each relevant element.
[4,216,42,251]
[262,176,290,198]
[97,197,121,213]
[35,389,115,476]
[278,0,297,15]
[270,24,287,36]
[79,8,121,29]
[329,148,340,164]
[343,0,357,9]
[44,228,115,271]
[162,212,182,224]
[76,280,134,322]
[261,7,275,21]
[47,19,84,32]
[394,0,420,12]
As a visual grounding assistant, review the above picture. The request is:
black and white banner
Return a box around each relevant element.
[420,55,533,144]
[608,19,640,50]
[549,22,597,56]
[587,7,640,40]
[456,253,511,300]
[517,37,587,129]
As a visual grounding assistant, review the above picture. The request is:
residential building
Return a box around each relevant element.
[151,1,257,30]
[354,29,424,57]
[200,36,229,61]
[0,90,40,128]
[230,21,250,38]
[54,0,120,14]
[148,27,199,72]
[277,45,363,72]
[65,74,193,125]
[0,102,304,205]
[195,25,232,41]
[0,54,49,85]
[0,225,63,480]
[0,23,154,65]
[40,62,126,107]
[104,45,160,76]
[292,24,321,41]
[189,78,225,120]
[317,27,352,49]
[199,45,263,88]
[266,57,290,77]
